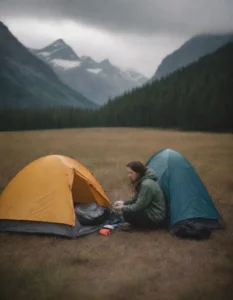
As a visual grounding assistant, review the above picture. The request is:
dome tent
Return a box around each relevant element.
[146,149,224,238]
[0,155,110,238]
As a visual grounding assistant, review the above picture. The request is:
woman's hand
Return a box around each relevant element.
[113,200,124,208]
[113,201,124,215]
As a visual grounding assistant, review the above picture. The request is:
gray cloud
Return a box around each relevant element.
[3,17,185,77]
[1,0,233,36]
[1,0,233,77]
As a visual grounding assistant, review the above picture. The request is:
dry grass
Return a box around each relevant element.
[0,128,233,300]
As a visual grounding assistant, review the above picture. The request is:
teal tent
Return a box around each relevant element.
[146,149,224,233]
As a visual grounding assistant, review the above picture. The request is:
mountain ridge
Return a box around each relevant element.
[151,33,233,81]
[0,22,97,109]
[32,39,148,105]
[95,40,233,132]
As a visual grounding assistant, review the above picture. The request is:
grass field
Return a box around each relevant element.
[0,128,233,300]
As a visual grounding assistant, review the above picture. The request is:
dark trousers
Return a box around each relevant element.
[123,210,165,229]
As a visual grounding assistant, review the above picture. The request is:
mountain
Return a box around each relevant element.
[94,41,233,132]
[0,22,97,109]
[151,33,233,81]
[32,40,148,105]
[3,41,232,132]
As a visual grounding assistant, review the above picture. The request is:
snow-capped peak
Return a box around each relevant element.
[35,39,80,62]
[51,39,67,47]
[32,39,148,103]
[45,39,70,54]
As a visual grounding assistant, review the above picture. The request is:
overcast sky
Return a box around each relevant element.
[1,0,233,77]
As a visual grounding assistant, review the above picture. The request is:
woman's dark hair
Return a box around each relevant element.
[126,161,147,177]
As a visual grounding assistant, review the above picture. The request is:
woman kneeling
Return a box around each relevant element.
[114,161,167,231]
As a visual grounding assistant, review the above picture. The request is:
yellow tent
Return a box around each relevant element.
[0,155,110,237]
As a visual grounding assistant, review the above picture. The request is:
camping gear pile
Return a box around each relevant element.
[0,150,224,240]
